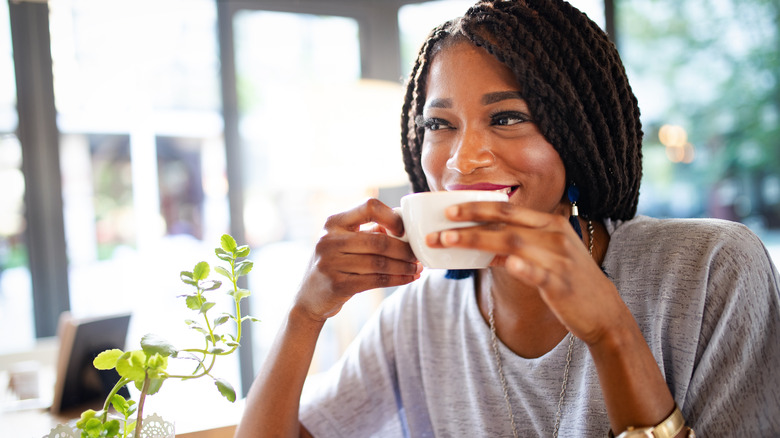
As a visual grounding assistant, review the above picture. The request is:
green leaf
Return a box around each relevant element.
[200,301,216,314]
[220,234,237,252]
[109,394,129,415]
[225,341,240,348]
[146,353,168,374]
[236,245,250,257]
[190,325,209,335]
[76,409,98,429]
[230,288,251,301]
[115,350,147,382]
[201,279,222,291]
[84,417,104,438]
[213,315,229,327]
[185,318,198,325]
[193,261,210,281]
[214,265,232,279]
[93,349,124,370]
[235,260,254,276]
[180,271,198,286]
[215,250,232,262]
[141,333,177,357]
[146,377,165,395]
[215,378,236,402]
[186,295,205,311]
[241,315,261,323]
[209,346,226,354]
[103,419,120,437]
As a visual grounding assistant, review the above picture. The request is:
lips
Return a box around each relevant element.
[445,183,520,197]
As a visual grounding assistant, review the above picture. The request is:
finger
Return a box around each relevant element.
[445,201,554,228]
[322,230,417,262]
[504,254,573,293]
[327,253,423,277]
[429,216,577,256]
[325,198,405,236]
[335,272,422,292]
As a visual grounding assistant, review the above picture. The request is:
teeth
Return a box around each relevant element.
[496,187,512,195]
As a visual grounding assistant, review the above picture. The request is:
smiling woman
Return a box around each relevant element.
[235,1,779,437]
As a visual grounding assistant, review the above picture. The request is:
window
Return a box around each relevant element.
[47,0,238,406]
[398,0,606,80]
[232,9,409,374]
[617,0,780,261]
[0,0,32,354]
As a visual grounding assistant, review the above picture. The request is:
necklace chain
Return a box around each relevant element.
[487,220,593,438]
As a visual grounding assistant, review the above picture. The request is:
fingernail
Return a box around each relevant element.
[445,205,459,218]
[441,230,459,245]
[508,257,525,272]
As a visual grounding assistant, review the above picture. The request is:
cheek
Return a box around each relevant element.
[505,139,567,199]
[421,142,446,191]
[534,148,567,201]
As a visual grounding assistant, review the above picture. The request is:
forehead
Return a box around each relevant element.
[424,41,521,101]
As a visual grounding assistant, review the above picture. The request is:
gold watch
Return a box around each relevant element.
[613,405,694,438]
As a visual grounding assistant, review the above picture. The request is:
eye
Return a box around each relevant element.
[415,115,453,131]
[491,111,531,127]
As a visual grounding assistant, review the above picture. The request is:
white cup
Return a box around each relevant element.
[394,190,509,269]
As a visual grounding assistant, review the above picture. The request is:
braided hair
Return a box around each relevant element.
[400,0,643,221]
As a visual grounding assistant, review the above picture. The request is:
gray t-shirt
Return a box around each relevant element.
[300,216,780,437]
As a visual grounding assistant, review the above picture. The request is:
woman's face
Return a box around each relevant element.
[420,41,568,215]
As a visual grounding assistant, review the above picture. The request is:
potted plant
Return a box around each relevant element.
[46,234,258,438]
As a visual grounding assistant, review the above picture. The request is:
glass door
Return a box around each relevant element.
[230,8,408,376]
[0,0,32,355]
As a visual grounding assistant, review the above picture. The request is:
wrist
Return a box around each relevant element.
[289,304,329,330]
[608,404,695,438]
[585,305,642,355]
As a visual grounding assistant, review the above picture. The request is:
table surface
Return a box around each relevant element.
[1,344,244,438]
[1,399,242,438]
[1,371,244,438]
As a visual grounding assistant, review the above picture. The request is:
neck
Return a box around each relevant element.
[477,220,609,358]
[478,268,567,358]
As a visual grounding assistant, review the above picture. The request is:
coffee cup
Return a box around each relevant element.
[393,190,509,269]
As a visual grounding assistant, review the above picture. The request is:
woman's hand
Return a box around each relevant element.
[425,201,625,346]
[295,198,421,322]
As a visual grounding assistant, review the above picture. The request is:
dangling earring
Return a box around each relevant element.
[568,184,583,239]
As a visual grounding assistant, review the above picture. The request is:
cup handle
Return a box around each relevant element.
[389,207,409,242]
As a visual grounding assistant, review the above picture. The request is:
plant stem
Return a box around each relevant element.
[100,377,132,422]
[133,374,151,438]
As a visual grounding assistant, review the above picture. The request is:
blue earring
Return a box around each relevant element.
[568,184,583,239]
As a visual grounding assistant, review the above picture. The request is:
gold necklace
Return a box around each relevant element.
[487,220,593,438]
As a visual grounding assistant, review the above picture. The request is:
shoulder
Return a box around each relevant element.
[607,215,773,268]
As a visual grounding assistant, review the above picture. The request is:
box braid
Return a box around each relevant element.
[400,0,643,221]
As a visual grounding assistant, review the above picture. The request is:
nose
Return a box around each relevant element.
[445,127,495,175]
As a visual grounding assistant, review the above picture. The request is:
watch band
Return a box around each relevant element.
[613,404,686,438]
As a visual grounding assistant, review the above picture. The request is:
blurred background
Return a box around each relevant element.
[1,0,778,409]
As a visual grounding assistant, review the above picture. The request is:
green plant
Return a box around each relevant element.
[70,234,258,438]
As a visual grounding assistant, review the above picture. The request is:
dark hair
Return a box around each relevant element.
[400,0,643,221]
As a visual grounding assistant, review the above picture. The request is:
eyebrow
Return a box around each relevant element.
[424,91,524,110]
[482,91,523,105]
[425,98,452,109]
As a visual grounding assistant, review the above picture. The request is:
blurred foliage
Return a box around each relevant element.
[617,0,780,225]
